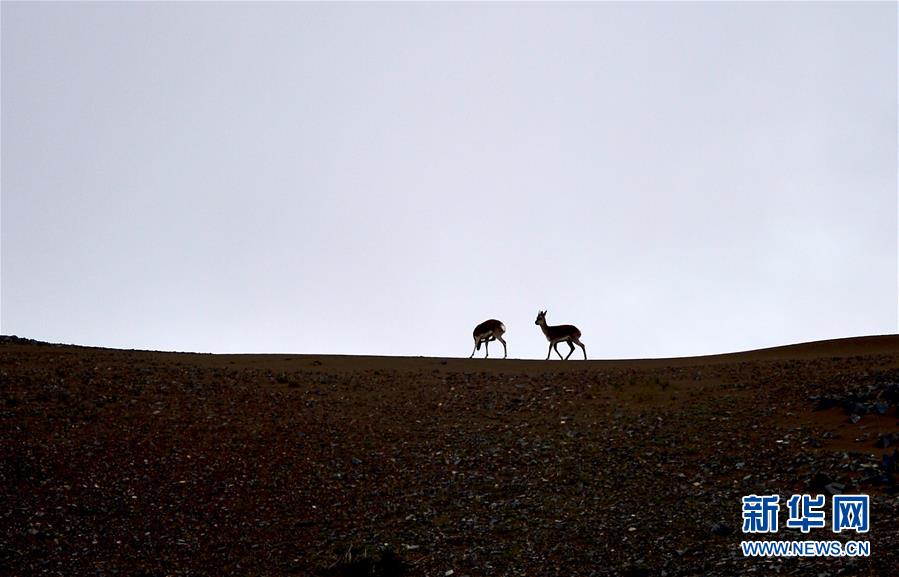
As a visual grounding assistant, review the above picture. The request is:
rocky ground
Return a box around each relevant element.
[1,335,898,576]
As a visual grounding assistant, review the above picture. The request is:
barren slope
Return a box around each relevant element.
[2,335,898,576]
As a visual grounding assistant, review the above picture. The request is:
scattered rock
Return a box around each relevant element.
[808,473,834,492]
[845,402,868,416]
[824,482,846,495]
[875,434,895,449]
[710,522,733,536]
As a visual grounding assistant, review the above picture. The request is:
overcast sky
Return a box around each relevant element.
[2,2,896,359]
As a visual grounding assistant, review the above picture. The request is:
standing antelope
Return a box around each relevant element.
[470,319,507,359]
[535,310,587,360]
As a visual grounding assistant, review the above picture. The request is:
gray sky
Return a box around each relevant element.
[2,2,897,359]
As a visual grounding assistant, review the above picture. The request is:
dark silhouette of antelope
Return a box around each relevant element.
[535,310,586,360]
[470,319,507,359]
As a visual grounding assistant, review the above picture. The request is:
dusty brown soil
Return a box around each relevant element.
[2,335,898,576]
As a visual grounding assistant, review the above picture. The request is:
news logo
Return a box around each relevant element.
[740,494,871,557]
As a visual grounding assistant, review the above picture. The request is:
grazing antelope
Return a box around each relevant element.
[470,319,507,359]
[535,310,587,360]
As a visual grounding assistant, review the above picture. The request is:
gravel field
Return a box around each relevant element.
[2,335,898,576]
